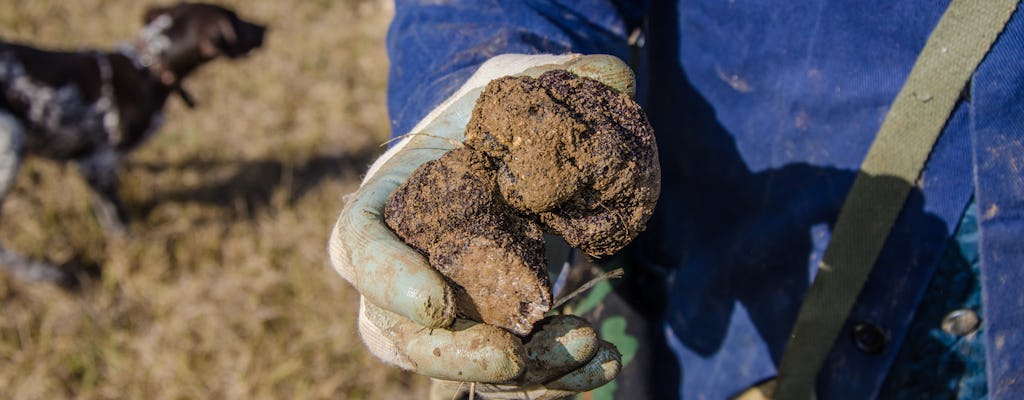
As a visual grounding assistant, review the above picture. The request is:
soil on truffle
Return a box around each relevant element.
[466,69,660,257]
[384,70,659,336]
[385,148,551,336]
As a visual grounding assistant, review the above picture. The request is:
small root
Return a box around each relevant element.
[380,131,466,149]
[552,267,624,309]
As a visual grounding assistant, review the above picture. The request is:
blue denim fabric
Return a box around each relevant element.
[880,200,987,399]
[386,1,1024,398]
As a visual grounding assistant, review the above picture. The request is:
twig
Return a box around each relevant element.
[451,381,466,400]
[552,267,624,309]
[379,131,465,149]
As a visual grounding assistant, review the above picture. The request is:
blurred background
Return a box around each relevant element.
[0,0,431,398]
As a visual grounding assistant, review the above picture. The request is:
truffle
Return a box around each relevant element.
[384,70,660,335]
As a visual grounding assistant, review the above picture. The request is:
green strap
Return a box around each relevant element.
[773,1,1019,399]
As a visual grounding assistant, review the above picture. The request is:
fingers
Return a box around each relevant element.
[564,54,636,97]
[430,379,578,400]
[519,54,636,97]
[520,315,601,385]
[423,315,616,399]
[544,340,622,392]
[459,54,581,97]
[426,339,619,400]
[360,300,527,383]
[330,127,468,329]
[329,71,505,329]
[331,166,455,329]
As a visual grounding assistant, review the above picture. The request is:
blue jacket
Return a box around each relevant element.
[386,1,1024,398]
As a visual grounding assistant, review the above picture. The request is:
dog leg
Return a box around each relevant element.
[0,111,74,285]
[78,148,131,237]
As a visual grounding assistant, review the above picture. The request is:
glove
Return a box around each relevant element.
[328,53,635,397]
[427,315,623,399]
[428,332,622,400]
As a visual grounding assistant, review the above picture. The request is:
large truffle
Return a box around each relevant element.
[384,148,550,336]
[384,70,660,336]
[466,70,660,257]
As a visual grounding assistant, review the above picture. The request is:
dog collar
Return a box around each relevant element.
[117,42,196,109]
[118,13,197,109]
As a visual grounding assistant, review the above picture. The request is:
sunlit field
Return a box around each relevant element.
[0,1,430,398]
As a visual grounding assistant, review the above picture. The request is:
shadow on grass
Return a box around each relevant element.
[125,148,378,220]
[5,148,376,290]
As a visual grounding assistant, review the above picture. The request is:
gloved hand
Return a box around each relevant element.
[427,318,623,400]
[328,53,635,398]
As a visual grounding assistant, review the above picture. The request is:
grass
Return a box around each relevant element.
[0,1,431,398]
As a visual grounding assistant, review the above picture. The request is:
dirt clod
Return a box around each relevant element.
[384,148,550,336]
[385,69,659,336]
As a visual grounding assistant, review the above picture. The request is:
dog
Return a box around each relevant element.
[0,3,266,284]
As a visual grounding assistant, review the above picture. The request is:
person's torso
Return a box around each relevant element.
[634,1,1023,398]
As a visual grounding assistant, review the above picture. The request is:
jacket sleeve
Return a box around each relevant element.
[386,0,648,137]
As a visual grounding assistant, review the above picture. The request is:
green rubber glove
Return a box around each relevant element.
[328,53,635,395]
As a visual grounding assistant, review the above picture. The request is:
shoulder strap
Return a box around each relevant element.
[772,1,1019,399]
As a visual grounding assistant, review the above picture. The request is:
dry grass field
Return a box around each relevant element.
[0,0,432,398]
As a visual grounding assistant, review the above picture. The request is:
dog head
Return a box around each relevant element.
[138,2,266,85]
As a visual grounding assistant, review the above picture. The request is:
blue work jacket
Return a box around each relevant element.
[385,1,1024,398]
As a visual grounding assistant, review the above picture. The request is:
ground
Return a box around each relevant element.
[0,1,429,398]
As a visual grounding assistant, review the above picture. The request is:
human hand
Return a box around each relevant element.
[427,315,623,400]
[328,53,635,395]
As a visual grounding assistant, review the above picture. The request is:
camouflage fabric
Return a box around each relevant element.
[880,199,987,399]
[551,250,676,399]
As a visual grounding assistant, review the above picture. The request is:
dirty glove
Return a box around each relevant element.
[427,320,622,400]
[328,53,635,397]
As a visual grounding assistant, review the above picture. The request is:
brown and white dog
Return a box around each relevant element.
[0,3,266,284]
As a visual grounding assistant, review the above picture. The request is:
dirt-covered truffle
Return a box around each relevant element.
[384,69,659,336]
[466,69,660,257]
[384,148,551,336]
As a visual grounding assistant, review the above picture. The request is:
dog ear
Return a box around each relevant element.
[199,18,238,58]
